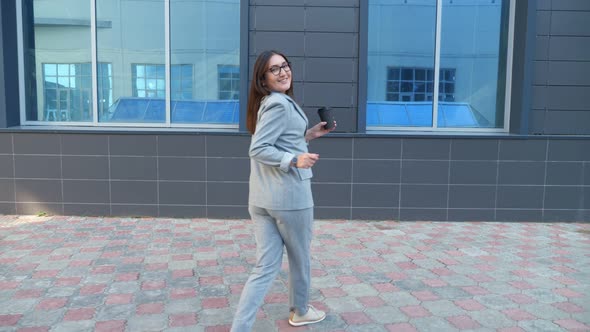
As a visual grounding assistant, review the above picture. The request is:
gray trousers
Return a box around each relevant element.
[231,206,314,332]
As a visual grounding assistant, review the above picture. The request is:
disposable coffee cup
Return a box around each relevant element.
[318,107,335,130]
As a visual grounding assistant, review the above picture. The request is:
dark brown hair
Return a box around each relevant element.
[246,50,294,134]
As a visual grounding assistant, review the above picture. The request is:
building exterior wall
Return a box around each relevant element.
[0,0,588,222]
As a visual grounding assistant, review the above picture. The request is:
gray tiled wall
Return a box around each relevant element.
[2,132,588,222]
[249,0,360,132]
[531,0,590,134]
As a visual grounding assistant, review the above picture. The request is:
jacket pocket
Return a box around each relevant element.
[296,168,313,181]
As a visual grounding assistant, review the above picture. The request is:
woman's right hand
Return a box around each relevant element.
[296,153,319,169]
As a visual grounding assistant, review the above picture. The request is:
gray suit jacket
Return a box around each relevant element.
[248,92,314,210]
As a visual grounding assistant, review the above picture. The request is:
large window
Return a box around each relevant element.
[367,0,512,130]
[20,0,240,127]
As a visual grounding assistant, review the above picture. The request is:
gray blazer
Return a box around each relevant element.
[248,92,314,210]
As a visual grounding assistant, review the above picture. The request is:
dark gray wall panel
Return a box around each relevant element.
[401,160,449,184]
[13,134,60,155]
[111,205,158,217]
[251,32,305,56]
[351,184,398,208]
[584,163,590,185]
[0,179,14,201]
[537,0,550,10]
[400,209,447,222]
[314,207,350,220]
[402,139,450,160]
[0,134,11,154]
[400,185,447,208]
[252,6,304,31]
[451,139,499,161]
[351,208,396,221]
[17,203,62,215]
[448,186,496,209]
[206,136,250,158]
[547,140,590,161]
[207,158,250,182]
[549,37,590,61]
[495,209,542,222]
[0,154,13,178]
[543,209,588,222]
[64,204,110,217]
[109,135,157,156]
[207,182,248,205]
[305,0,358,6]
[304,83,356,107]
[352,160,400,183]
[308,137,352,158]
[305,7,357,32]
[550,11,590,36]
[545,86,590,110]
[159,205,206,218]
[499,140,547,161]
[62,156,109,180]
[533,61,548,85]
[305,33,357,58]
[158,157,206,181]
[449,161,497,185]
[305,58,356,83]
[548,62,590,86]
[63,180,109,204]
[15,179,62,202]
[110,157,157,180]
[0,203,17,214]
[448,209,495,222]
[110,181,157,204]
[531,86,547,110]
[159,182,206,205]
[313,183,351,207]
[536,11,550,36]
[546,162,584,185]
[62,135,108,155]
[498,162,545,185]
[303,107,357,133]
[312,159,352,183]
[551,0,590,10]
[353,137,401,159]
[497,186,544,209]
[157,136,206,157]
[207,206,249,219]
[535,36,549,61]
[544,111,590,135]
[544,186,584,209]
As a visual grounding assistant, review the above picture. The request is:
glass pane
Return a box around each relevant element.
[367,1,436,127]
[171,0,240,124]
[24,0,93,122]
[98,0,166,123]
[439,0,509,128]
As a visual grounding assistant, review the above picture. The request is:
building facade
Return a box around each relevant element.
[0,0,589,221]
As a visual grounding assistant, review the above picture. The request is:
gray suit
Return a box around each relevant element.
[248,92,314,210]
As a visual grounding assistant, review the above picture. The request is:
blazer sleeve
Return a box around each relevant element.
[249,100,295,173]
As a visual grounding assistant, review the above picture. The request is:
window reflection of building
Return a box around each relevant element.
[217,65,239,100]
[386,67,455,103]
[42,63,111,122]
[132,64,193,100]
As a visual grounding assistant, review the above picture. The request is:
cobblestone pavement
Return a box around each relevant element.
[0,215,589,332]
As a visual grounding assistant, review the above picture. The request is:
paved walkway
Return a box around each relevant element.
[0,215,589,332]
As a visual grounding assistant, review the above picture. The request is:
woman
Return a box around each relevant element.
[231,50,336,331]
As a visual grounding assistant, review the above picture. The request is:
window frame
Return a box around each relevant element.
[16,0,243,130]
[360,0,515,133]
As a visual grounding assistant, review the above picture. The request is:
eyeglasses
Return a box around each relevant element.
[267,62,291,76]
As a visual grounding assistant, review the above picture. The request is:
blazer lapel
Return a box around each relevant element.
[284,94,308,128]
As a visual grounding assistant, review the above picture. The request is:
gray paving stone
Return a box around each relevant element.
[411,316,458,332]
[165,299,201,314]
[471,309,513,329]
[324,297,364,312]
[95,304,136,320]
[422,299,465,317]
[136,290,167,303]
[395,279,427,291]
[432,287,472,300]
[51,320,94,332]
[0,299,37,314]
[365,307,408,324]
[342,284,379,297]
[20,308,65,326]
[518,319,564,332]
[107,281,140,294]
[345,323,388,332]
[523,288,567,304]
[47,286,77,297]
[475,294,518,310]
[380,291,420,307]
[69,295,105,308]
[198,308,234,326]
[520,303,569,320]
[127,314,168,331]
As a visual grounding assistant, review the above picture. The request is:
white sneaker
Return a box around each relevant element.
[288,305,326,327]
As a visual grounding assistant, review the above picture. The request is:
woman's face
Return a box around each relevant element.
[263,54,291,94]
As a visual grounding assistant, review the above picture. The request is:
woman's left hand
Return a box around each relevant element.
[306,121,337,142]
